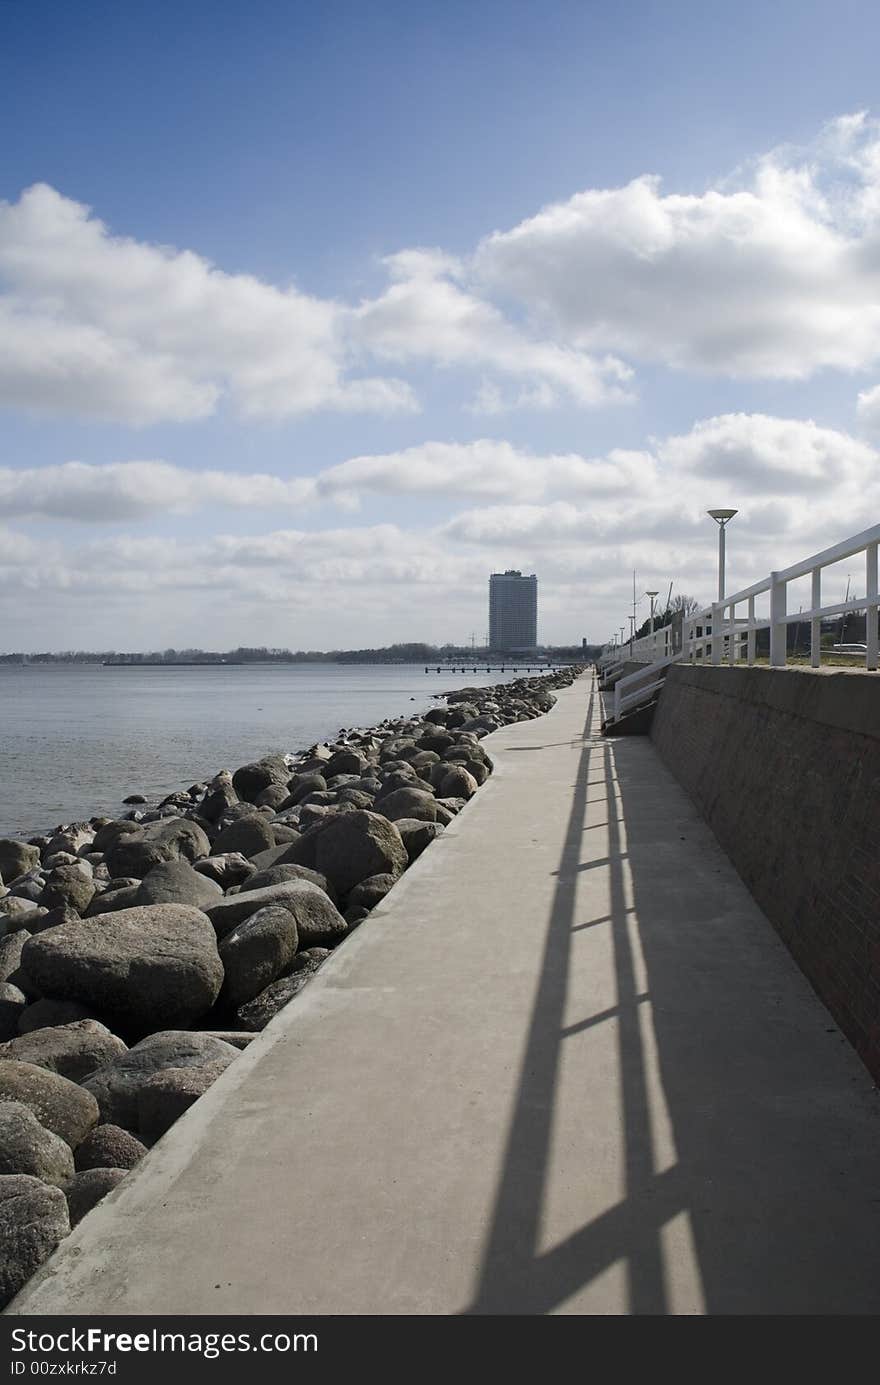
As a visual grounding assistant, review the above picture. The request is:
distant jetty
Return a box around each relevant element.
[103,660,244,667]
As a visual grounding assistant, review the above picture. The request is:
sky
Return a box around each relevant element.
[2,0,880,651]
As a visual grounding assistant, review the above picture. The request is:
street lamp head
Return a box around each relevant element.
[707,508,738,523]
[645,590,659,597]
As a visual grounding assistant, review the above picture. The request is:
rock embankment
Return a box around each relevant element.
[0,667,582,1304]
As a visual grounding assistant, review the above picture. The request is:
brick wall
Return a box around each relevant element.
[651,664,880,1082]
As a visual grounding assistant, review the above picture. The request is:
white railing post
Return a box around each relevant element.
[728,601,738,663]
[770,573,787,667]
[747,596,756,665]
[614,682,621,720]
[867,541,878,672]
[711,605,722,665]
[811,568,822,668]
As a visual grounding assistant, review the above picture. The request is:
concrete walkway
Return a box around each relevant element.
[10,673,880,1315]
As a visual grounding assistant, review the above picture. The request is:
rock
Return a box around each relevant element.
[394,818,444,863]
[18,998,98,1035]
[289,774,327,806]
[314,811,407,896]
[0,841,41,883]
[374,786,438,823]
[75,1124,147,1172]
[231,757,290,804]
[336,788,374,809]
[65,1168,127,1227]
[325,749,367,777]
[85,883,141,916]
[104,818,210,880]
[240,863,334,900]
[0,983,26,1041]
[0,930,29,985]
[122,794,147,805]
[27,904,81,934]
[270,823,300,845]
[219,906,299,1009]
[208,879,347,949]
[346,874,397,910]
[438,766,479,800]
[20,905,224,1037]
[343,905,370,927]
[83,1031,238,1131]
[247,844,290,873]
[237,956,327,1031]
[0,898,44,926]
[91,820,140,855]
[9,877,45,904]
[0,1061,98,1148]
[199,1031,258,1050]
[134,860,223,909]
[137,1062,229,1143]
[45,825,94,859]
[211,814,275,859]
[0,1104,75,1186]
[464,759,490,785]
[0,1021,128,1084]
[255,784,290,811]
[41,864,96,914]
[193,853,255,888]
[0,1175,70,1309]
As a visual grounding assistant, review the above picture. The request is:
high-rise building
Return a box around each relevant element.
[489,570,538,650]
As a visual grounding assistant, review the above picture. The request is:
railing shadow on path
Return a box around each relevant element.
[463,674,880,1315]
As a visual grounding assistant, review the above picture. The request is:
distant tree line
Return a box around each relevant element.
[0,641,588,666]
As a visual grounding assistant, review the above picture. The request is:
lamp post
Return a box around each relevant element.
[707,509,738,600]
[645,590,659,634]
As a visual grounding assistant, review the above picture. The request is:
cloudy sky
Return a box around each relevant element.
[2,0,880,651]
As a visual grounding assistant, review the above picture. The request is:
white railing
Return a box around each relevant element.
[681,522,880,670]
[597,521,880,727]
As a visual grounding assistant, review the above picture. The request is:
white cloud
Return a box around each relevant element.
[856,382,880,432]
[475,113,880,380]
[0,460,318,520]
[0,184,416,424]
[354,248,633,410]
[657,412,877,492]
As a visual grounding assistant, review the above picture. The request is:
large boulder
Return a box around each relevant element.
[20,905,224,1036]
[28,904,82,935]
[0,1061,98,1148]
[374,786,438,823]
[137,1063,229,1143]
[0,1104,75,1187]
[219,906,299,1009]
[0,1021,128,1084]
[85,883,141,917]
[325,749,368,777]
[0,983,26,1041]
[134,860,223,909]
[239,863,334,900]
[231,757,290,804]
[75,1124,147,1172]
[40,864,96,915]
[83,1031,239,1132]
[0,930,29,985]
[438,765,479,800]
[211,814,275,859]
[207,880,347,949]
[193,853,255,888]
[45,825,94,859]
[346,874,397,910]
[237,955,328,1031]
[104,818,210,880]
[395,818,445,863]
[314,811,407,896]
[17,998,97,1035]
[0,1175,70,1309]
[0,841,40,883]
[66,1168,127,1227]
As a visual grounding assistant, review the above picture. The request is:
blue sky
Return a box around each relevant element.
[2,0,880,649]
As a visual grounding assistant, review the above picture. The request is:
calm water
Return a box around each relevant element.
[0,663,525,840]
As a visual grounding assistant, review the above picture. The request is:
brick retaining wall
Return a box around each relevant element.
[651,665,880,1082]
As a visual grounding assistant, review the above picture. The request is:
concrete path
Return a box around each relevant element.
[10,673,880,1315]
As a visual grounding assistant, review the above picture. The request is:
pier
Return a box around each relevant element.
[10,670,880,1315]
